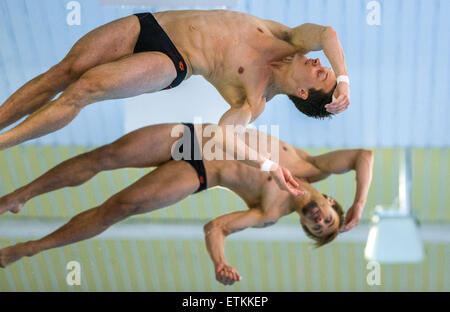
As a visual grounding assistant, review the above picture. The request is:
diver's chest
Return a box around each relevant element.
[215,58,270,107]
[222,47,272,80]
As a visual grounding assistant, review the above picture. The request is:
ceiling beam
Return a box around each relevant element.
[1,217,449,243]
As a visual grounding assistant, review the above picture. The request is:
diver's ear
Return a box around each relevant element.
[327,197,335,205]
[297,88,309,100]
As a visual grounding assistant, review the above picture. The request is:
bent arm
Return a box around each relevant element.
[203,209,268,267]
[265,20,347,76]
[309,149,374,205]
[290,23,347,77]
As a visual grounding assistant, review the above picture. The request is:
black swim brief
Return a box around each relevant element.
[134,12,187,90]
[171,123,207,194]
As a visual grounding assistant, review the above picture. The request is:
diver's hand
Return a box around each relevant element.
[326,82,350,115]
[215,263,242,286]
[339,202,364,233]
[270,165,306,197]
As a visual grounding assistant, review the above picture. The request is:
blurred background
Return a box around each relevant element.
[0,0,448,291]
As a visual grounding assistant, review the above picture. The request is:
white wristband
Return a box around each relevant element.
[336,75,350,86]
[332,76,350,102]
[261,159,276,172]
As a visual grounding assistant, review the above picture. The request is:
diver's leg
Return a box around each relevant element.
[0,15,141,130]
[0,123,182,215]
[0,160,200,268]
[0,51,176,151]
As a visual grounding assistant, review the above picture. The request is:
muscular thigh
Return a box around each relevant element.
[113,160,201,215]
[70,51,177,102]
[63,15,141,76]
[102,123,184,169]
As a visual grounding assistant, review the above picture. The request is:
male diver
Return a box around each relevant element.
[0,123,372,286]
[0,10,350,196]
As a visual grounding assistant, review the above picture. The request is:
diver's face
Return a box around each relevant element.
[290,54,336,95]
[300,196,339,237]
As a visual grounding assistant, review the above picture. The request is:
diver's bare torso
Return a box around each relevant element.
[154,10,298,107]
[195,126,320,220]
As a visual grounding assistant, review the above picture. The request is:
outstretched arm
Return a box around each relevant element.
[215,99,304,197]
[308,149,374,232]
[204,209,275,286]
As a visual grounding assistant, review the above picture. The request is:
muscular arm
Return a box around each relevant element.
[217,99,267,169]
[309,149,374,206]
[265,20,349,113]
[265,20,347,77]
[203,209,270,266]
[203,208,276,285]
[290,23,347,77]
[215,99,302,196]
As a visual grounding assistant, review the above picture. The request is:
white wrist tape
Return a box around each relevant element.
[261,159,276,172]
[336,75,350,86]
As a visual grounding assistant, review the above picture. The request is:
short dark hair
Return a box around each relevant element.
[288,84,337,119]
[301,194,345,248]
